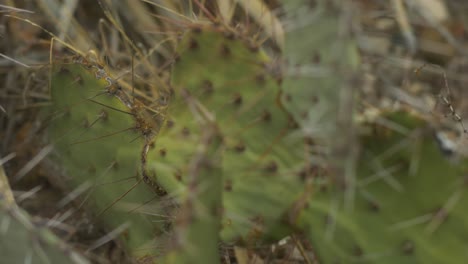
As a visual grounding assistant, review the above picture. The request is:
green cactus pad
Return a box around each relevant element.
[146,26,306,245]
[297,110,468,263]
[45,55,165,260]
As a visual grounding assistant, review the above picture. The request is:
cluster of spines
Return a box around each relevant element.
[66,54,169,196]
[46,53,180,261]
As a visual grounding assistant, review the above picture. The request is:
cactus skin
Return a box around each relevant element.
[280,0,360,124]
[164,124,223,264]
[280,0,360,187]
[146,25,305,245]
[45,56,165,260]
[0,165,89,264]
[296,110,468,263]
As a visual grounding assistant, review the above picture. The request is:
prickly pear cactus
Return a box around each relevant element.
[44,54,166,260]
[146,25,306,245]
[0,165,89,264]
[297,110,468,263]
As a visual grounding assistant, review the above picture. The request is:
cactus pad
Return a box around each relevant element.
[146,25,306,244]
[298,110,468,263]
[45,54,166,259]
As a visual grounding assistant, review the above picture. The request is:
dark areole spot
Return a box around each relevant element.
[87,165,96,174]
[312,52,321,64]
[319,184,328,193]
[99,109,108,122]
[264,161,278,173]
[58,66,71,76]
[220,43,231,57]
[173,53,180,63]
[255,73,266,86]
[174,171,182,182]
[304,136,314,146]
[234,142,246,153]
[261,110,272,122]
[368,200,380,212]
[288,117,300,129]
[224,179,233,191]
[353,245,363,257]
[63,107,71,118]
[247,41,259,53]
[81,117,89,128]
[250,215,264,225]
[401,240,415,255]
[188,38,199,50]
[192,26,202,34]
[310,95,319,104]
[75,75,84,86]
[165,119,175,129]
[159,148,167,157]
[223,30,235,40]
[232,92,243,106]
[181,127,190,137]
[112,161,119,170]
[201,79,214,95]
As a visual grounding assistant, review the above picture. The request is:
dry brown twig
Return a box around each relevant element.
[414,62,468,134]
